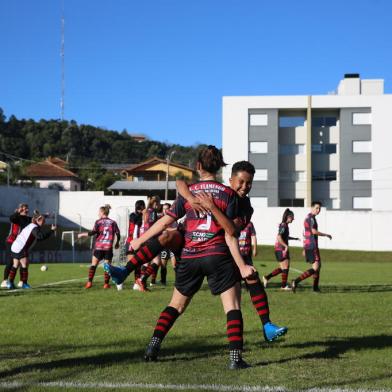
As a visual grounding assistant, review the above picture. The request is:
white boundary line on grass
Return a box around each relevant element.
[2,275,103,294]
[0,381,390,392]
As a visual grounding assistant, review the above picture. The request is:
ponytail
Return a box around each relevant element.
[100,204,111,216]
[281,208,294,223]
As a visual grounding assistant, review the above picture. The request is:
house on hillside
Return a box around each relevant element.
[108,157,196,198]
[25,157,81,191]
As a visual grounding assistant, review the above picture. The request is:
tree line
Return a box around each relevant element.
[0,108,207,190]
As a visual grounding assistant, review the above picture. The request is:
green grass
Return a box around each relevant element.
[1,253,392,392]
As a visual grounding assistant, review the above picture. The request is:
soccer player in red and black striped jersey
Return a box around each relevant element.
[183,161,288,342]
[7,211,56,289]
[1,204,32,288]
[291,201,332,293]
[263,209,299,290]
[106,146,256,369]
[125,200,145,286]
[78,204,120,289]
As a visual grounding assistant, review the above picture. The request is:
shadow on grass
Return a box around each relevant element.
[255,334,392,366]
[265,282,392,293]
[0,338,226,380]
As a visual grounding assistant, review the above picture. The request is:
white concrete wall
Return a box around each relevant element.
[59,192,149,236]
[250,205,391,251]
[36,179,81,191]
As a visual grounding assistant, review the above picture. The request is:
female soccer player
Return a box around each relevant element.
[263,209,299,291]
[182,161,287,342]
[7,211,56,289]
[107,146,255,369]
[78,204,120,289]
[2,203,32,288]
[291,201,332,293]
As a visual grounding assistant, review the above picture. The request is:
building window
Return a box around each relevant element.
[353,197,372,209]
[352,112,371,125]
[250,197,268,207]
[353,169,372,181]
[353,141,372,153]
[254,169,268,181]
[280,199,305,207]
[279,144,305,155]
[312,117,337,127]
[279,116,305,127]
[249,142,268,154]
[279,171,306,181]
[312,171,337,181]
[249,114,268,126]
[312,144,337,154]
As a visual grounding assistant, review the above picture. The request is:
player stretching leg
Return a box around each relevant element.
[263,209,299,291]
[180,161,287,342]
[1,204,32,288]
[7,211,56,289]
[291,201,332,293]
[78,205,120,289]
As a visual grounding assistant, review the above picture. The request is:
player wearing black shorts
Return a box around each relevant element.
[291,201,332,293]
[263,209,299,290]
[106,146,256,369]
[180,161,288,342]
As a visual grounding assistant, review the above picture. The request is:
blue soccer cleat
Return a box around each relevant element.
[6,280,15,290]
[103,264,129,285]
[263,322,288,342]
[21,283,31,289]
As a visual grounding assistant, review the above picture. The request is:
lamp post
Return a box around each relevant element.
[165,151,176,200]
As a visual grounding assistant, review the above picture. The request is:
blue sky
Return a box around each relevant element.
[1,0,391,147]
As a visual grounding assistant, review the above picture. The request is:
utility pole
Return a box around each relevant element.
[165,151,176,200]
[60,0,65,120]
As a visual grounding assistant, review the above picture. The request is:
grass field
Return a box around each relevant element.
[1,246,392,392]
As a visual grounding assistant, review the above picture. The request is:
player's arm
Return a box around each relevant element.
[311,220,332,240]
[176,179,209,214]
[277,234,288,252]
[131,214,176,251]
[9,211,21,224]
[288,236,300,241]
[33,225,56,241]
[114,224,121,249]
[251,234,257,257]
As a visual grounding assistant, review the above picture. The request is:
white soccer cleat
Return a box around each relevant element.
[262,276,268,288]
[116,283,124,291]
[17,281,23,288]
[133,283,141,291]
[1,280,8,288]
[280,285,292,291]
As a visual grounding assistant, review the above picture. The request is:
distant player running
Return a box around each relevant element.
[291,201,332,293]
[263,209,299,291]
[78,204,120,289]
[7,211,56,289]
[1,203,32,288]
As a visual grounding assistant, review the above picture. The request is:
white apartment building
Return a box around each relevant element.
[222,74,392,210]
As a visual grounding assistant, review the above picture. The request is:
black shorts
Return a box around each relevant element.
[93,249,113,261]
[275,250,290,262]
[304,248,321,263]
[10,249,28,260]
[161,249,174,261]
[175,254,241,297]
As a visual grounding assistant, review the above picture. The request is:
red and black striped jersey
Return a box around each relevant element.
[91,218,120,250]
[303,213,318,250]
[275,222,289,251]
[6,213,32,244]
[167,180,237,259]
[126,212,142,243]
[141,208,158,234]
[238,221,256,256]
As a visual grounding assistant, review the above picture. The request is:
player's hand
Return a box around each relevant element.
[130,239,141,252]
[327,234,332,240]
[239,264,256,279]
[114,243,120,249]
[188,196,209,215]
[77,232,86,239]
[51,225,57,231]
[195,192,215,212]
